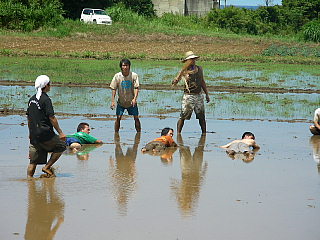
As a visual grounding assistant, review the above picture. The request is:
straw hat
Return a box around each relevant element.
[182,51,199,62]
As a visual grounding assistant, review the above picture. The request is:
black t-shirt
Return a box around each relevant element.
[27,93,55,144]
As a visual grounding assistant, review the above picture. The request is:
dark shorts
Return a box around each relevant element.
[310,125,320,135]
[65,137,81,146]
[29,135,66,165]
[116,104,139,116]
[144,141,166,152]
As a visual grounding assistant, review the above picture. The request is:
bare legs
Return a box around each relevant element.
[177,118,206,134]
[42,152,63,177]
[134,116,141,132]
[115,115,141,132]
[27,152,63,178]
[199,118,206,134]
[177,119,185,134]
[115,115,122,132]
[27,164,37,179]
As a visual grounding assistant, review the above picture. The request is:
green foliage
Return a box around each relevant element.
[262,44,320,57]
[158,13,205,30]
[206,7,259,34]
[302,20,320,42]
[118,0,155,17]
[0,0,64,31]
[107,3,147,23]
[282,0,320,31]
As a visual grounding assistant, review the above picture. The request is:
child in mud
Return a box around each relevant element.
[141,127,177,153]
[220,132,260,158]
[65,122,103,152]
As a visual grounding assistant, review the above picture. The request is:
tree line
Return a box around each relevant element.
[0,0,319,42]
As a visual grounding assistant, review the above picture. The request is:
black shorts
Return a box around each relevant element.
[29,135,66,165]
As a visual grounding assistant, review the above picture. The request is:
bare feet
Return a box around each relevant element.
[42,167,56,178]
[141,148,147,153]
[27,175,34,180]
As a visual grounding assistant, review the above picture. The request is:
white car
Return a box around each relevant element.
[80,8,112,25]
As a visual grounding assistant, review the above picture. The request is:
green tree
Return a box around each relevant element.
[282,0,320,30]
[0,0,64,31]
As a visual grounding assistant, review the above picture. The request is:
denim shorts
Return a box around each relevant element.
[116,104,139,116]
[65,137,81,146]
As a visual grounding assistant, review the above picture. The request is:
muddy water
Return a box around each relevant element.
[1,102,320,239]
[1,85,319,120]
[136,64,320,90]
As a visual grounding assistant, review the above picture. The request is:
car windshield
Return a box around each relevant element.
[94,10,107,15]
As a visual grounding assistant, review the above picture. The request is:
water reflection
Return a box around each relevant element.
[310,135,320,173]
[171,135,208,217]
[64,144,102,160]
[224,148,259,163]
[142,147,177,165]
[108,133,140,215]
[24,179,64,240]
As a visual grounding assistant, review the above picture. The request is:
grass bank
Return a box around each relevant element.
[0,18,320,64]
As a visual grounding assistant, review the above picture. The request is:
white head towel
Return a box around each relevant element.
[35,75,50,100]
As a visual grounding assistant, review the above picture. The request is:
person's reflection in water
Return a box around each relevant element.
[24,179,64,240]
[109,132,140,215]
[227,151,257,163]
[142,147,177,165]
[76,144,103,160]
[171,134,208,216]
[64,144,102,160]
[310,135,320,173]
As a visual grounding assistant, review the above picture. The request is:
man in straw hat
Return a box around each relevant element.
[26,75,66,178]
[172,51,210,134]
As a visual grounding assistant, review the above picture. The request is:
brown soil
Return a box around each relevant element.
[0,33,270,58]
[1,80,319,94]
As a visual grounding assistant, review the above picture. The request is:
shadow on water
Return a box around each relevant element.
[170,134,208,217]
[25,178,64,240]
[107,132,140,215]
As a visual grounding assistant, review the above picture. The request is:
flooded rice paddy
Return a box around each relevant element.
[1,80,320,239]
[137,65,320,90]
[1,85,319,120]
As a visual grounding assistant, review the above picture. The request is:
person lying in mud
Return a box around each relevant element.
[141,127,178,153]
[65,122,103,152]
[220,132,260,160]
[309,108,320,135]
[27,75,66,178]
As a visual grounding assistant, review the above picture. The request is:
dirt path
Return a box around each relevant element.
[0,33,270,58]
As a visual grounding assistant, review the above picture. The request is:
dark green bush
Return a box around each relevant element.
[0,0,64,31]
[107,3,146,23]
[206,7,258,34]
[302,20,320,42]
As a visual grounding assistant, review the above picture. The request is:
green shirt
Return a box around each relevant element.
[67,132,97,144]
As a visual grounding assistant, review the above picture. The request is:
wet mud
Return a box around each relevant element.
[1,80,320,94]
[1,114,320,240]
[1,71,320,239]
